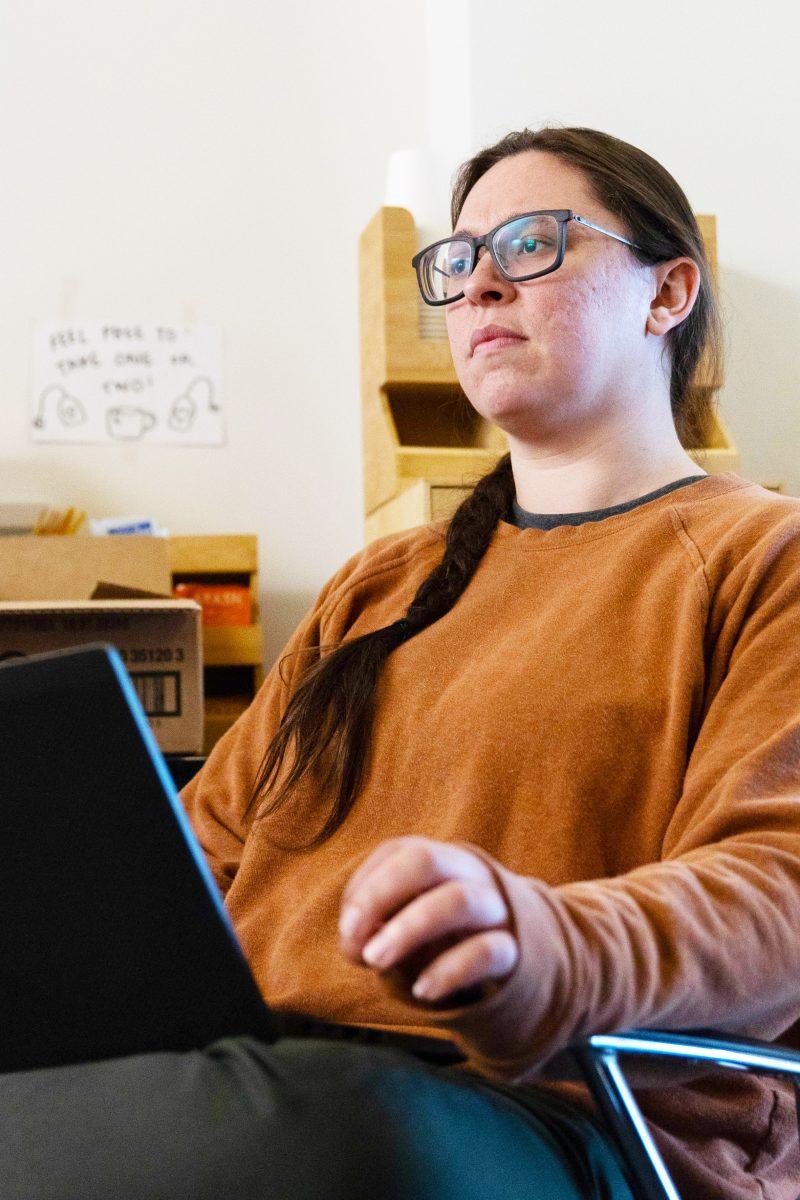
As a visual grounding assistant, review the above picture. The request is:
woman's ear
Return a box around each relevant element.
[646,257,701,336]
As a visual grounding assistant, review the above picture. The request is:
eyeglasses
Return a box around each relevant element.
[411,209,643,306]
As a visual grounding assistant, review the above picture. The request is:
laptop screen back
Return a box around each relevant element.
[0,643,274,1072]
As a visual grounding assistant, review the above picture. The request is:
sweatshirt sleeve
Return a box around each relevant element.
[419,517,800,1084]
[179,545,371,897]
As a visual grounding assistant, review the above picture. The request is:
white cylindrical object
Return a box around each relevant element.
[384,147,451,249]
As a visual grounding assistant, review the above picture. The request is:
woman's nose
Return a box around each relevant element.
[462,245,516,305]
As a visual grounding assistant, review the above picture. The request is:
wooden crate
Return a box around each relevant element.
[167,535,263,755]
[365,478,472,541]
[359,206,736,535]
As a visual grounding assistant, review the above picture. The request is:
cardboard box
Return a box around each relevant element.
[0,600,202,753]
[0,536,172,600]
[0,539,203,754]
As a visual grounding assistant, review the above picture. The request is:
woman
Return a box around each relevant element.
[5,126,800,1200]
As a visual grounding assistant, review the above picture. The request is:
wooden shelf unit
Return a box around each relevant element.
[359,206,738,540]
[365,478,472,541]
[167,535,263,755]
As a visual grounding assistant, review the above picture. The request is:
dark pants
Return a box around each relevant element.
[0,1036,634,1199]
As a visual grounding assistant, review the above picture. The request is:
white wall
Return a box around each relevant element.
[2,0,798,670]
[0,0,426,662]
[467,0,800,495]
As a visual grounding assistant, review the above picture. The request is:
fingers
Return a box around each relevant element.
[338,837,519,1005]
[359,878,507,971]
[411,929,519,1003]
[339,837,494,957]
[339,838,405,916]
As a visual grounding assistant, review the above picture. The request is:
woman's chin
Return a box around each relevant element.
[474,390,550,430]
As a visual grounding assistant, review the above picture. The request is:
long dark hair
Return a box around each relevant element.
[249,125,725,848]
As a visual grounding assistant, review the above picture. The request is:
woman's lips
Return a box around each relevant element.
[470,324,527,355]
[472,334,526,355]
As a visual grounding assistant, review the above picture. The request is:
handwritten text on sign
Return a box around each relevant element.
[31,322,224,446]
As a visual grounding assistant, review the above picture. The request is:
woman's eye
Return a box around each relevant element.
[511,237,546,255]
[448,257,469,276]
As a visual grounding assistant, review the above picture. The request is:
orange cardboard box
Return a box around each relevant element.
[172,582,251,627]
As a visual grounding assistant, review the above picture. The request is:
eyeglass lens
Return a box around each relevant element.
[420,214,560,303]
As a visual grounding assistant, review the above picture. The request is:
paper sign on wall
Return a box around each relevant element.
[30,322,225,446]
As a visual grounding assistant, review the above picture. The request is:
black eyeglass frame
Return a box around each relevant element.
[410,209,644,306]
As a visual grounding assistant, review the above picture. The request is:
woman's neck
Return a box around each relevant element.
[507,438,706,515]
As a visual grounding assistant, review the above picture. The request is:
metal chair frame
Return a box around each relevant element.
[568,1030,800,1200]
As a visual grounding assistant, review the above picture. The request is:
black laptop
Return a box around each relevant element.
[0,643,464,1073]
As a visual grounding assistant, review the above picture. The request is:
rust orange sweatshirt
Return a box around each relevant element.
[181,471,800,1200]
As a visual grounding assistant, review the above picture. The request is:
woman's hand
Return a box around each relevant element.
[338,836,519,1004]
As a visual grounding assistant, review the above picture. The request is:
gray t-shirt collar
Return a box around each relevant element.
[510,474,708,531]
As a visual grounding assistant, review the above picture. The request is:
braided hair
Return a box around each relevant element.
[248,124,724,848]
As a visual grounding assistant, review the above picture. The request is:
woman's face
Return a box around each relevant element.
[445,150,660,444]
